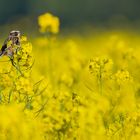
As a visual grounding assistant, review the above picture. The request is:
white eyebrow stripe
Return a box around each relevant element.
[10,31,20,33]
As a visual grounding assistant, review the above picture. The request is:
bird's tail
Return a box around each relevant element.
[0,51,3,58]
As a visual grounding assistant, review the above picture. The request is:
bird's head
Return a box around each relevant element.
[9,30,21,38]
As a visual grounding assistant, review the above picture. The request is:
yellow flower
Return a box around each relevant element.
[38,12,60,34]
[89,57,113,79]
[7,40,12,47]
[21,36,27,42]
[115,69,133,85]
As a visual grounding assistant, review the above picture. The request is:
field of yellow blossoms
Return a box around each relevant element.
[0,13,140,140]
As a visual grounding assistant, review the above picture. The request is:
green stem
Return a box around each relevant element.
[47,37,54,85]
[99,65,103,95]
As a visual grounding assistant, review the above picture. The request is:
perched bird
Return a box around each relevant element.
[0,30,21,58]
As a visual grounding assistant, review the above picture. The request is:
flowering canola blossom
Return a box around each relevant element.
[38,13,60,34]
[0,13,140,140]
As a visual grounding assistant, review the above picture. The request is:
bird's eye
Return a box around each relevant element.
[15,32,18,36]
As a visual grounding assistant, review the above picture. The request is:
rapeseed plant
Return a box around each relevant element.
[38,13,60,34]
[1,12,140,140]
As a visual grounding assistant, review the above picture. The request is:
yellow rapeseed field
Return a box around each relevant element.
[0,12,140,140]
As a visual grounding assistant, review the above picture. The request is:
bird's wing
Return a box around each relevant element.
[0,37,9,56]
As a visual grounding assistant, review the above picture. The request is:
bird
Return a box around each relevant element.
[0,30,21,58]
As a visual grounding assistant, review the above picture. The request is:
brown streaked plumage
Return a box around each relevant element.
[0,30,21,57]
